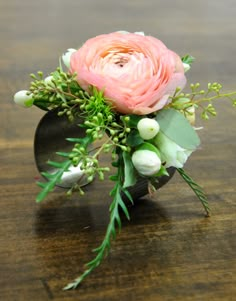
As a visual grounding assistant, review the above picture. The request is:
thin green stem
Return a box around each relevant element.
[193,91,236,104]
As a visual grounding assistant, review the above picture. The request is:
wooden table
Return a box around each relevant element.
[0,1,235,300]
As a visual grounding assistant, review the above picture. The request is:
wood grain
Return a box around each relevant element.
[0,0,236,300]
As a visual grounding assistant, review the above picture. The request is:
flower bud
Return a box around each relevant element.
[131,149,161,176]
[137,118,160,140]
[62,48,77,69]
[44,75,54,85]
[14,90,33,107]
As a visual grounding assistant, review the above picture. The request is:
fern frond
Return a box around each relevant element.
[63,153,133,290]
[36,160,71,202]
[177,168,210,216]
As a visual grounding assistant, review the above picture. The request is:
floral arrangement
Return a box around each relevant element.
[14,31,236,290]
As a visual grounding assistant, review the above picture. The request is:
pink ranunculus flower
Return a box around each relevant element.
[70,32,186,115]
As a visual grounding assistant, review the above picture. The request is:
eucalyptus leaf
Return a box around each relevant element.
[155,108,200,150]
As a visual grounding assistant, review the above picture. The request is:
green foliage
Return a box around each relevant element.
[126,130,144,147]
[121,114,142,128]
[82,87,114,123]
[155,108,200,150]
[63,152,133,290]
[201,103,217,120]
[170,82,236,120]
[177,168,210,216]
[29,69,87,121]
[181,54,195,65]
[123,151,137,188]
[36,160,72,202]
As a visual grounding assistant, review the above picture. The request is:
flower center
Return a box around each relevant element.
[112,53,129,68]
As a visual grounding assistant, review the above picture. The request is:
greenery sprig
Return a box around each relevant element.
[170,81,236,120]
[63,150,133,290]
[177,168,210,217]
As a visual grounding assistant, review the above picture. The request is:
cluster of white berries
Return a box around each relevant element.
[131,118,161,176]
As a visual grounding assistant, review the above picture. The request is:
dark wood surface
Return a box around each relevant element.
[1,1,236,300]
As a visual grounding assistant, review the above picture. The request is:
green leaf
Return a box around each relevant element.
[126,130,144,147]
[109,175,118,182]
[36,181,47,189]
[181,54,195,65]
[122,188,134,205]
[36,160,71,202]
[137,142,161,157]
[47,160,64,168]
[66,135,92,147]
[125,114,142,128]
[122,151,137,188]
[55,151,71,157]
[153,165,169,177]
[33,100,50,111]
[118,197,130,220]
[155,108,200,150]
[115,214,122,231]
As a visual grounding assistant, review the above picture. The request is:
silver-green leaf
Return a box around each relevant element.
[155,108,200,150]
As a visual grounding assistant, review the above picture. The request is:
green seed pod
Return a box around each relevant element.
[124,116,130,122]
[120,145,127,151]
[107,115,113,122]
[79,189,85,196]
[109,129,115,136]
[113,137,119,143]
[87,175,94,182]
[98,172,104,181]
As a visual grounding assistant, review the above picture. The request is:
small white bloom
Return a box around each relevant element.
[44,75,54,85]
[137,118,160,140]
[62,48,77,69]
[183,62,191,72]
[154,132,192,168]
[132,149,161,176]
[14,90,33,108]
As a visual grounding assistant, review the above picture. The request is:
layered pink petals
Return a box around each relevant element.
[70,32,186,115]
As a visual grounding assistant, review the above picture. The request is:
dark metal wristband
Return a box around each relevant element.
[34,110,175,199]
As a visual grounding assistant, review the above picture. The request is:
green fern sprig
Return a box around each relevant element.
[63,151,133,290]
[36,159,72,202]
[177,168,210,216]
